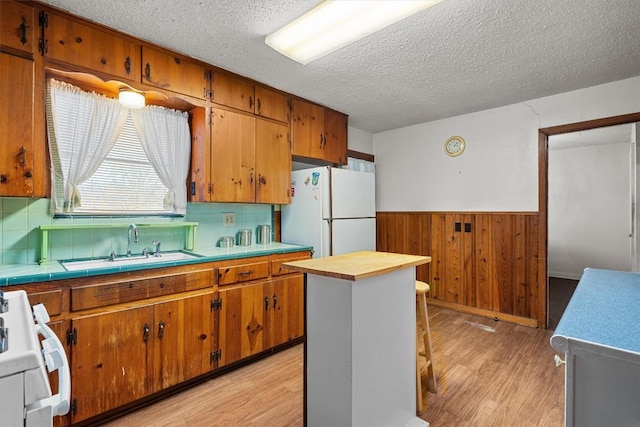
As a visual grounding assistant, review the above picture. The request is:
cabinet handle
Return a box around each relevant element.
[238,270,253,276]
[259,174,267,185]
[19,20,27,45]
[124,56,131,75]
[319,133,323,149]
[257,98,261,113]
[144,63,151,81]
[250,172,254,184]
[143,323,150,343]
[273,294,277,310]
[17,146,26,168]
[249,96,254,110]
[158,321,165,340]
[264,296,270,311]
[0,175,6,184]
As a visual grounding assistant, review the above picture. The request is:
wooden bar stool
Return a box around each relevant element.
[416,280,437,412]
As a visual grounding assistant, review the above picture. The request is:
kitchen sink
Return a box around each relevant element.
[61,251,202,271]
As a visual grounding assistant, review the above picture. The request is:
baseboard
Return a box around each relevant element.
[549,270,583,281]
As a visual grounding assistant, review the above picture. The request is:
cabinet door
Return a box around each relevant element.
[210,107,256,202]
[291,99,324,159]
[69,305,154,423]
[255,85,289,123]
[0,1,35,53]
[266,275,304,348]
[256,119,291,204]
[0,53,42,196]
[44,13,138,80]
[323,108,348,165]
[153,292,215,390]
[188,106,209,202]
[141,47,208,99]
[218,283,267,367]
[211,72,255,113]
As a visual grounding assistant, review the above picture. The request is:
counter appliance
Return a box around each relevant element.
[0,290,70,426]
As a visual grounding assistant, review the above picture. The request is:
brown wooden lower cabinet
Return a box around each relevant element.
[377,211,541,327]
[70,304,155,423]
[218,274,304,367]
[8,251,310,425]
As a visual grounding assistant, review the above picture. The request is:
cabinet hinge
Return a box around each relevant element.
[38,11,48,28]
[209,110,213,126]
[38,38,48,55]
[209,183,214,194]
[204,69,212,81]
[210,349,222,364]
[190,182,196,196]
[204,89,212,99]
[211,298,222,311]
[70,398,77,416]
[67,328,77,345]
[287,98,292,112]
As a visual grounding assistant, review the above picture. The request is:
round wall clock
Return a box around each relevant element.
[444,136,466,157]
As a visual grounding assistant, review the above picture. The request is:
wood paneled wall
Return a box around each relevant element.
[377,212,541,327]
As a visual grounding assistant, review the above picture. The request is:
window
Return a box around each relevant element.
[46,79,191,216]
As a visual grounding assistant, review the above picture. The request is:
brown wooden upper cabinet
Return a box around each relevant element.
[193,107,291,204]
[212,71,289,123]
[42,12,139,81]
[323,108,348,165]
[291,99,348,165]
[1,1,36,54]
[141,46,208,100]
[0,52,44,197]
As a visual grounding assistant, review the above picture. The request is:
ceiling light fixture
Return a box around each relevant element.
[118,88,146,109]
[265,0,443,65]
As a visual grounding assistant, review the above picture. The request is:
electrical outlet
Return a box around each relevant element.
[222,212,236,226]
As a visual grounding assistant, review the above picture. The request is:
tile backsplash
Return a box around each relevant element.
[0,198,273,265]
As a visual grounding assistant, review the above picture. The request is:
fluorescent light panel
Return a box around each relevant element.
[265,0,443,65]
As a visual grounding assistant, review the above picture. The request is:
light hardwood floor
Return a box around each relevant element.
[101,306,565,427]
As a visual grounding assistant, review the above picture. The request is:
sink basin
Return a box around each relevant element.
[61,251,202,271]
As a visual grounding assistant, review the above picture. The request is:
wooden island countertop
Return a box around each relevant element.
[282,251,431,281]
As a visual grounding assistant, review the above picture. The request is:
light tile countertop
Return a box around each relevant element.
[0,243,312,286]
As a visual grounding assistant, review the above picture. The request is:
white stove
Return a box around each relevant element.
[0,290,70,427]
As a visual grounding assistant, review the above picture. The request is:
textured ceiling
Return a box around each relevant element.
[39,0,640,134]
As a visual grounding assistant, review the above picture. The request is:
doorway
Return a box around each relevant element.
[539,112,640,329]
[547,125,634,328]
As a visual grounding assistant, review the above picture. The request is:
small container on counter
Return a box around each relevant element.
[256,225,271,245]
[236,229,252,246]
[218,236,234,248]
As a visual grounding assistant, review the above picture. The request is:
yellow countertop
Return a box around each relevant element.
[283,251,431,281]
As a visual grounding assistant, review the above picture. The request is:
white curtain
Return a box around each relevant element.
[131,106,191,215]
[46,79,128,212]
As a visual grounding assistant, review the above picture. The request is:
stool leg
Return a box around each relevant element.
[417,293,437,394]
[416,346,424,412]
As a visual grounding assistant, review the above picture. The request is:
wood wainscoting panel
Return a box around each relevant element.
[377,211,541,326]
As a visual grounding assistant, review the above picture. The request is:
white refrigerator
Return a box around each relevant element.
[281,166,376,258]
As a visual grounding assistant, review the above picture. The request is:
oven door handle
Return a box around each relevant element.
[32,303,71,417]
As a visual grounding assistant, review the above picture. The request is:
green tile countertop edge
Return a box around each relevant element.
[0,243,313,286]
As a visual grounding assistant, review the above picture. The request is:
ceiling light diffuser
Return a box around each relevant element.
[265,0,443,65]
[118,89,145,109]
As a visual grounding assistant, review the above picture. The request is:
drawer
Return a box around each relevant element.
[217,261,269,285]
[71,269,214,311]
[28,289,63,316]
[271,254,311,276]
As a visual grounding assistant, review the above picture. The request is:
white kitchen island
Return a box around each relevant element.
[284,251,431,427]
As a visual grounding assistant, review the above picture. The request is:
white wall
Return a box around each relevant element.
[374,76,640,212]
[348,126,373,154]
[548,142,632,279]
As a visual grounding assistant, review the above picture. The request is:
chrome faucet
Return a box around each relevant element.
[127,224,139,257]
